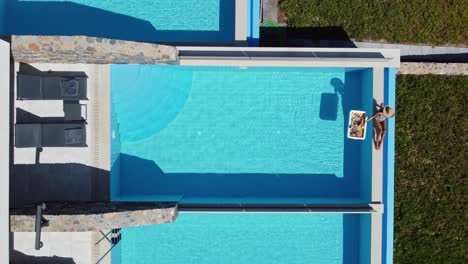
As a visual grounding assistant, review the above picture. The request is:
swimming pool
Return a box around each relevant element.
[110,65,374,204]
[113,213,371,264]
[2,0,257,44]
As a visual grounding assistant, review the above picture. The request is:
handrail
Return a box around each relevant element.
[34,203,48,250]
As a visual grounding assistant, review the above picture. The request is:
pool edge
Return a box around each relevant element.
[247,0,260,46]
[382,68,396,264]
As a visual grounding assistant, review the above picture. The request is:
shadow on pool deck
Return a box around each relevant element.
[260,26,358,48]
[11,250,76,264]
[11,163,109,208]
[4,0,236,45]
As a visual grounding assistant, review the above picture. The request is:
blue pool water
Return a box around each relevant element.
[17,0,221,31]
[113,213,370,264]
[3,0,242,43]
[110,65,374,204]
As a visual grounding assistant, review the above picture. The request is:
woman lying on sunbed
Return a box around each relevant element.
[365,103,395,150]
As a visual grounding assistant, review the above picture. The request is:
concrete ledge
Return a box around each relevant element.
[235,0,247,42]
[10,202,178,232]
[11,35,179,64]
[371,214,383,264]
[178,46,400,67]
[372,67,384,204]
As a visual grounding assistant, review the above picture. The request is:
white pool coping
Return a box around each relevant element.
[372,67,384,203]
[371,213,383,264]
[235,0,247,42]
[177,47,401,68]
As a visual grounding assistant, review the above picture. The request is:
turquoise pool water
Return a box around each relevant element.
[4,0,240,43]
[21,0,221,31]
[113,213,370,264]
[110,65,374,204]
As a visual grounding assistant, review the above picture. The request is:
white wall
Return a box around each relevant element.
[0,39,10,263]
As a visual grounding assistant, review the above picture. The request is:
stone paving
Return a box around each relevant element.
[11,35,179,64]
[398,63,468,75]
[10,202,178,232]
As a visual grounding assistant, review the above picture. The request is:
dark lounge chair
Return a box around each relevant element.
[17,73,88,100]
[15,122,87,148]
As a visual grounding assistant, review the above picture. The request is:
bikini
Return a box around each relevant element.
[375,112,386,122]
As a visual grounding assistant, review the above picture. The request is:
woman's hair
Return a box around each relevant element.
[384,106,395,118]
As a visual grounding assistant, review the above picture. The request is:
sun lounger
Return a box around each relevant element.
[15,122,87,148]
[17,73,87,100]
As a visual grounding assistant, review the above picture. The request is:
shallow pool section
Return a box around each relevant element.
[112,213,371,264]
[111,65,374,204]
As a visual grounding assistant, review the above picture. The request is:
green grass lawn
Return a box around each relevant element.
[280,0,468,45]
[395,75,467,264]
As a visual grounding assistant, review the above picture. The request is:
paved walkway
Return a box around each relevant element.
[12,63,110,208]
[398,63,467,75]
[12,232,92,264]
[262,0,278,23]
[355,42,468,62]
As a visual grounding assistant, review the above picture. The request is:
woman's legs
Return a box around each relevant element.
[374,120,387,150]
[373,119,384,150]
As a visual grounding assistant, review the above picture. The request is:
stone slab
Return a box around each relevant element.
[12,35,179,64]
[10,202,178,232]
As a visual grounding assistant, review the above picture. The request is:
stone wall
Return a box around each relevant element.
[10,202,178,232]
[398,63,468,75]
[11,35,179,64]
